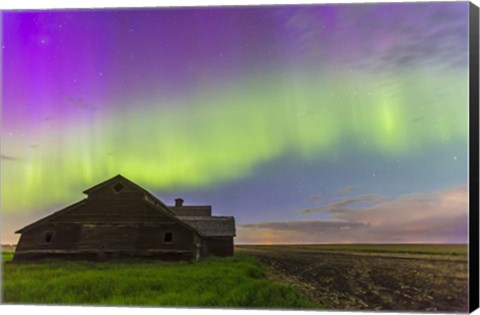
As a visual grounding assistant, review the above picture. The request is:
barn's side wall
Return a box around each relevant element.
[202,236,234,257]
[14,179,197,261]
[16,223,82,251]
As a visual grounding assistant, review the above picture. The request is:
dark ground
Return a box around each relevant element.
[236,244,468,312]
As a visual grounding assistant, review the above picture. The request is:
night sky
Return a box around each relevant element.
[1,2,470,244]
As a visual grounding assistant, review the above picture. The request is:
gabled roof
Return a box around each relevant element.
[15,174,235,238]
[83,174,174,214]
[16,197,204,237]
[178,216,236,237]
[15,174,180,234]
[15,199,87,234]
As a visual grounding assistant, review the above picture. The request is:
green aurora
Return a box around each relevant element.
[2,67,467,214]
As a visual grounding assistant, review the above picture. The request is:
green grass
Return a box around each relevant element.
[2,252,318,308]
[2,252,14,262]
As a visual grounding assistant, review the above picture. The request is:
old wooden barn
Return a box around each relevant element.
[13,175,235,262]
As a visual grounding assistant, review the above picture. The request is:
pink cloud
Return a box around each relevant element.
[237,186,468,244]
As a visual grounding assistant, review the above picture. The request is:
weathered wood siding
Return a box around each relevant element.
[49,200,174,224]
[14,179,197,261]
[86,179,144,200]
[16,223,83,251]
[202,237,234,257]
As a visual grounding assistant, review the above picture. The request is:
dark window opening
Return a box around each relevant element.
[164,232,173,243]
[44,232,53,243]
[113,183,124,192]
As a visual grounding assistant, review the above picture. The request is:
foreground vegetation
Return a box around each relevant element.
[2,252,317,308]
[3,244,467,311]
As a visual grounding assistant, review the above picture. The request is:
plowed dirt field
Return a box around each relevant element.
[236,244,468,312]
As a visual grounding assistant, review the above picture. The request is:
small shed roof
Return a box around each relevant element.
[169,206,212,217]
[178,216,236,237]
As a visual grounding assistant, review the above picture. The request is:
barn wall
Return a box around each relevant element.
[14,221,196,261]
[48,199,175,223]
[86,179,144,200]
[14,182,198,261]
[202,237,234,257]
[14,179,233,261]
[135,223,194,251]
[15,223,83,251]
[16,220,195,252]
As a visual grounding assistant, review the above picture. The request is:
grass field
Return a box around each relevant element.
[1,252,316,308]
[2,244,468,311]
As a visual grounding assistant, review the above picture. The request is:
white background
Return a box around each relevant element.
[0,1,479,315]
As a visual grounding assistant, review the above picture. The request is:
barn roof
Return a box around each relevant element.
[177,216,236,237]
[169,206,212,217]
[15,174,235,238]
[15,199,87,234]
[83,174,174,213]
